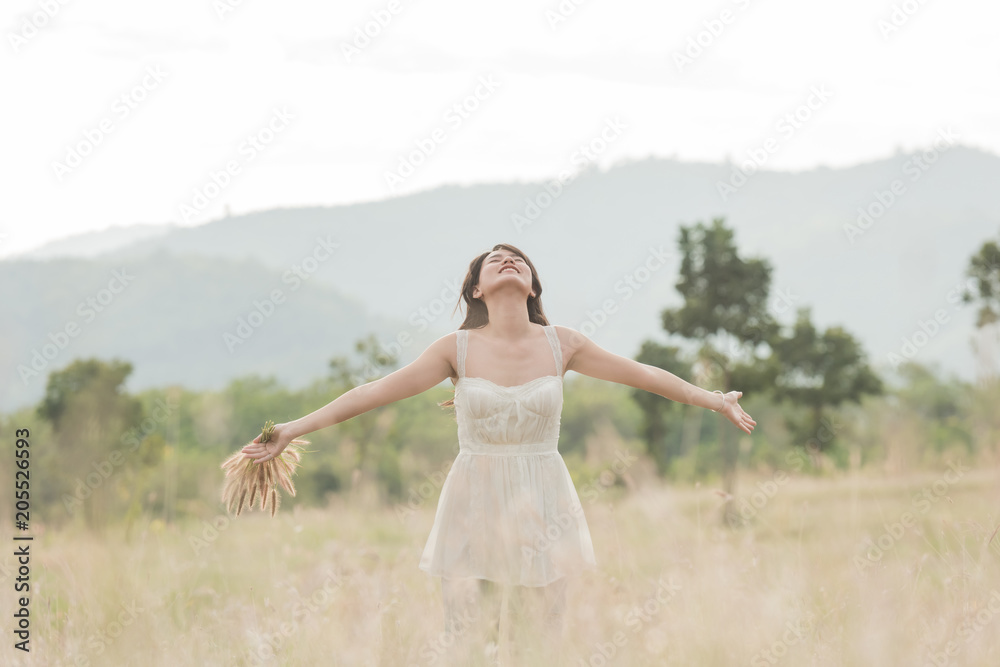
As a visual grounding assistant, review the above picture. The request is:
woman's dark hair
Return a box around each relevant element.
[439,243,550,409]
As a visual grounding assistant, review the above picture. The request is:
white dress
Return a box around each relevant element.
[418,324,598,587]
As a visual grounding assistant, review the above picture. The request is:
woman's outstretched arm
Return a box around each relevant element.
[556,325,757,435]
[241,332,456,462]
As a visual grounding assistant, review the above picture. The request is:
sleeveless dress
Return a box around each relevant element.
[418,324,598,587]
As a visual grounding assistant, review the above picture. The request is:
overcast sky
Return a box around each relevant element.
[2,0,998,258]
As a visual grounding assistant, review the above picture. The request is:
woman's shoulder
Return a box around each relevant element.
[549,324,588,348]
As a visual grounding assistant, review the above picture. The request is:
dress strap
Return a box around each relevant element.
[456,329,468,378]
[543,325,563,377]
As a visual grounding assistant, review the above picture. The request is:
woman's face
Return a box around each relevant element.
[475,249,532,299]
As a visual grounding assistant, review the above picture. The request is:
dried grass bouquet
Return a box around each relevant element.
[220,420,309,517]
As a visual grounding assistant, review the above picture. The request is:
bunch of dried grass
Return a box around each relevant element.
[220,420,309,517]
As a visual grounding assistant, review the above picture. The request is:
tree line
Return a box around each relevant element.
[2,217,998,531]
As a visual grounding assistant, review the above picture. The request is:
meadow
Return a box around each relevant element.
[4,459,1000,666]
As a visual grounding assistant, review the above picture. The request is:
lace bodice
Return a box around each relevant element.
[454,325,564,451]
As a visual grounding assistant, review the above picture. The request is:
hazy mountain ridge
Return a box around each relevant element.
[1,250,430,411]
[18,222,178,260]
[4,148,999,411]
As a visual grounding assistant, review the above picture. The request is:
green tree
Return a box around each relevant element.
[962,239,1000,327]
[769,306,882,456]
[893,361,972,455]
[962,240,1000,384]
[222,375,301,449]
[659,217,779,523]
[630,340,691,473]
[328,333,400,491]
[36,358,143,530]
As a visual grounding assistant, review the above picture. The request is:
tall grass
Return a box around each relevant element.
[3,465,1000,666]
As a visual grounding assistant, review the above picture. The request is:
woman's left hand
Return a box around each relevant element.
[720,391,756,434]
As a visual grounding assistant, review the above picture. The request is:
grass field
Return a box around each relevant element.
[4,462,1000,666]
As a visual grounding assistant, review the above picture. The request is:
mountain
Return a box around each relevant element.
[4,146,999,412]
[18,222,177,260]
[0,250,428,411]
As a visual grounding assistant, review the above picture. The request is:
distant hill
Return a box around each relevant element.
[19,222,176,260]
[4,147,999,411]
[0,250,428,411]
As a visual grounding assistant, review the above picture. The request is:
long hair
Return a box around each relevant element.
[438,243,550,409]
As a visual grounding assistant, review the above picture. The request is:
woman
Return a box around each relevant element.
[240,243,756,664]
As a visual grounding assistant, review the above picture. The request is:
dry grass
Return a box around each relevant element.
[6,464,1000,666]
[220,421,309,517]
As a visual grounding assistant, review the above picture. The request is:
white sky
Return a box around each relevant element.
[2,0,998,258]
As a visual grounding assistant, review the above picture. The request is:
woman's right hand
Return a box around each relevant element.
[241,422,294,463]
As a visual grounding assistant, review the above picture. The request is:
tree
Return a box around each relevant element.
[893,361,972,454]
[659,217,779,523]
[769,307,882,457]
[961,240,1000,384]
[328,333,400,492]
[630,340,691,473]
[962,240,1000,327]
[36,358,143,530]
